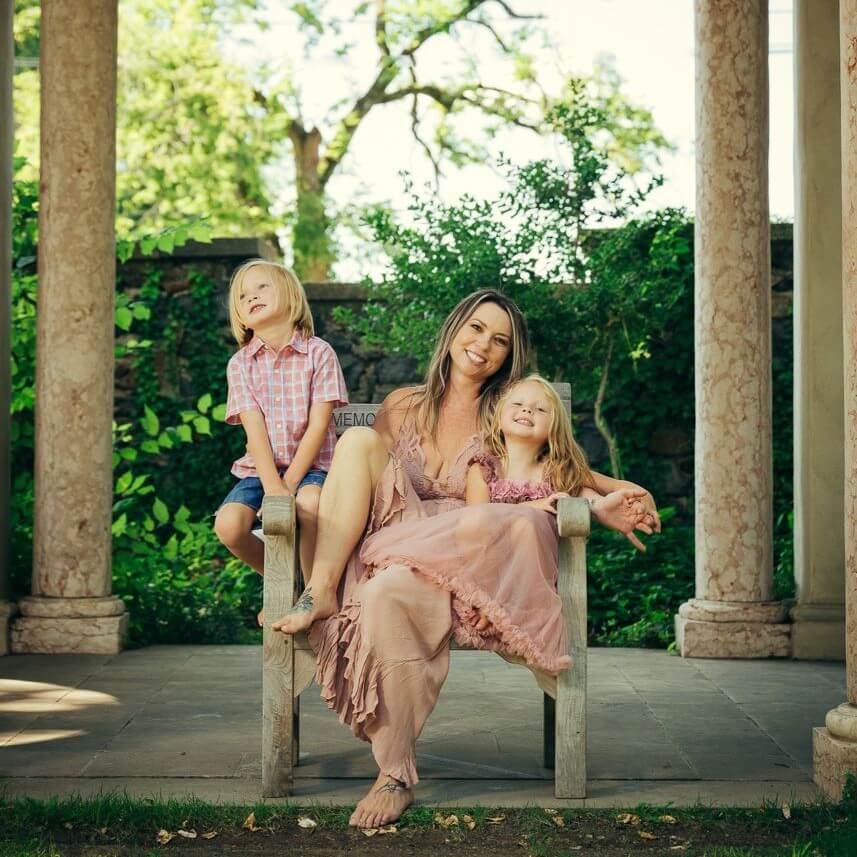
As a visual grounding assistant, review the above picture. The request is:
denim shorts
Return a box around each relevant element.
[218,468,327,513]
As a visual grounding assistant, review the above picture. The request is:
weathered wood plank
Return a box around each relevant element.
[555,496,589,798]
[261,495,297,797]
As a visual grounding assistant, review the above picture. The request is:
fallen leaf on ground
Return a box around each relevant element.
[639,831,657,840]
[544,808,558,815]
[669,847,687,852]
[156,829,175,845]
[434,813,459,828]
[462,814,476,830]
[659,815,678,824]
[616,813,640,825]
[201,831,218,840]
[242,811,261,832]
[177,829,197,839]
[99,827,108,835]
[552,816,565,828]
[361,828,378,837]
[378,825,398,834]
[297,817,317,831]
[486,815,506,824]
[782,804,792,820]
[63,822,73,830]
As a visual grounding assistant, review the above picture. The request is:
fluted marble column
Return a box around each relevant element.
[0,0,14,654]
[813,0,857,800]
[675,0,790,659]
[791,0,845,661]
[10,0,127,654]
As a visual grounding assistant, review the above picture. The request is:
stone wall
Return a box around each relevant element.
[116,230,794,512]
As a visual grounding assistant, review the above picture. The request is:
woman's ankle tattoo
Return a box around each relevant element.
[291,589,314,614]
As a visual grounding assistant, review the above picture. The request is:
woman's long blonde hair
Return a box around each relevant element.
[414,289,530,438]
[227,259,314,346]
[486,374,595,495]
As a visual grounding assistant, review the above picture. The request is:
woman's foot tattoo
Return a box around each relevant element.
[270,586,337,635]
[348,772,413,828]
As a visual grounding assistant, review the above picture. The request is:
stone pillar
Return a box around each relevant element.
[675,0,790,659]
[791,0,846,661]
[0,0,14,654]
[10,0,127,654]
[813,0,857,799]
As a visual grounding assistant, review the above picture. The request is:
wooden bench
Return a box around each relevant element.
[260,384,589,799]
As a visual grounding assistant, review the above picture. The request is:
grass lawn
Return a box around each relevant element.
[0,794,855,856]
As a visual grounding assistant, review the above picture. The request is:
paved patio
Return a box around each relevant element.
[0,646,842,807]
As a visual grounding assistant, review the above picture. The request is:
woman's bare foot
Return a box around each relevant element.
[348,772,413,829]
[270,586,338,634]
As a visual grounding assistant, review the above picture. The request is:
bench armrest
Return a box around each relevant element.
[556,496,590,539]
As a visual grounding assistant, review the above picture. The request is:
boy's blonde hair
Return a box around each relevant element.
[486,374,595,496]
[228,259,314,345]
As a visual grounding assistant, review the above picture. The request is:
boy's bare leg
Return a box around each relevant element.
[295,484,322,582]
[214,503,265,573]
[214,503,267,625]
[272,428,389,634]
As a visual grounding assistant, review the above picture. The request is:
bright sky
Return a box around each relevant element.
[224,0,795,277]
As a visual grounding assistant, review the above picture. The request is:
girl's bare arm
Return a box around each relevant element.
[465,463,491,505]
[589,470,661,531]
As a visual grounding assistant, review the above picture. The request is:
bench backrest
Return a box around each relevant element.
[333,382,571,436]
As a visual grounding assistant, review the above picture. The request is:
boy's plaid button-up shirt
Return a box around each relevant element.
[225,332,348,478]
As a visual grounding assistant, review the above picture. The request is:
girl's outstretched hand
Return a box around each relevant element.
[592,488,655,552]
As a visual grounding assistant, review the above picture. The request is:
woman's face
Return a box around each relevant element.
[448,301,513,382]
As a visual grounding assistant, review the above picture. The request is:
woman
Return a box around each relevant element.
[272,289,659,827]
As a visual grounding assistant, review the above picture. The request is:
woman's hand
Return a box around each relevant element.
[523,492,570,515]
[592,488,654,552]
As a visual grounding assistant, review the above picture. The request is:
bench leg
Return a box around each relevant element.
[293,694,301,767]
[555,532,587,798]
[261,496,298,797]
[543,693,556,770]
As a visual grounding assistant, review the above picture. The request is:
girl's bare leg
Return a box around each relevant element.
[272,428,389,634]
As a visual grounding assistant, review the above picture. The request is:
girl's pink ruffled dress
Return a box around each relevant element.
[308,429,570,787]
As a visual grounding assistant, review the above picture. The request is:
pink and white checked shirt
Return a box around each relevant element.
[225,332,348,479]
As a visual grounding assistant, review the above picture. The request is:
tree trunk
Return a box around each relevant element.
[593,333,622,479]
[289,124,333,281]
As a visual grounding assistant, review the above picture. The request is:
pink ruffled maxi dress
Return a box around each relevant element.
[309,430,570,787]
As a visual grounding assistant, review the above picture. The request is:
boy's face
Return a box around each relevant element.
[238,267,281,328]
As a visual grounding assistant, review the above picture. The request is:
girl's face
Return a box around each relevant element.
[448,301,513,382]
[499,381,553,445]
[237,267,282,328]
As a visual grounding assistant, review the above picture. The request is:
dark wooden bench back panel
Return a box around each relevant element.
[333,383,571,437]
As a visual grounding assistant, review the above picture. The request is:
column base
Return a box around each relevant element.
[10,595,128,654]
[814,704,857,799]
[675,600,791,658]
[789,603,845,660]
[0,601,17,656]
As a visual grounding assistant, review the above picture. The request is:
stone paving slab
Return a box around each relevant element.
[0,646,841,806]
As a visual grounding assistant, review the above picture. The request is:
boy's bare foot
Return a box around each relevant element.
[348,772,413,829]
[257,608,264,627]
[270,586,338,634]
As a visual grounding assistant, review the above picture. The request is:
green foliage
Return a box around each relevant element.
[13,0,285,241]
[10,161,258,646]
[339,81,795,647]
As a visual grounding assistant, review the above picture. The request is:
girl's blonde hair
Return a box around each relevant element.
[228,259,314,345]
[414,289,530,438]
[486,374,595,496]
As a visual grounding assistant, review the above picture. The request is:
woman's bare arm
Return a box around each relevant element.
[589,469,661,532]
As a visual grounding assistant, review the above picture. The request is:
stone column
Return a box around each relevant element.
[0,0,14,654]
[813,0,857,800]
[675,0,790,659]
[10,0,127,654]
[791,0,846,661]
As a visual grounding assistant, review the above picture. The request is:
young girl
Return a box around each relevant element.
[466,374,647,538]
[214,260,348,623]
[359,374,649,671]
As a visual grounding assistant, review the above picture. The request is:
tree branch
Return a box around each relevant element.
[489,0,543,20]
[593,333,622,479]
[401,0,488,57]
[375,0,390,57]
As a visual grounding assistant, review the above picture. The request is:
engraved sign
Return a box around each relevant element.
[333,405,378,435]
